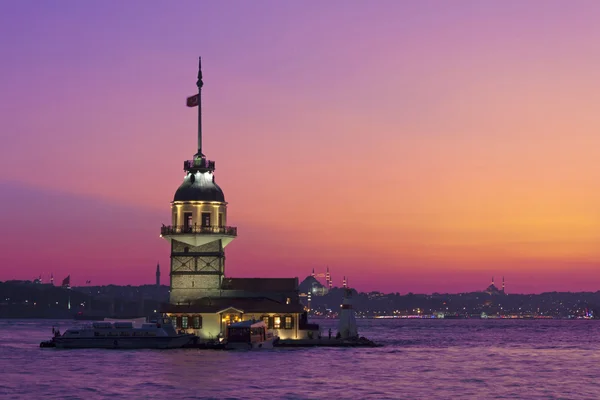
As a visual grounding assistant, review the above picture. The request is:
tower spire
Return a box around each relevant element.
[196,56,204,157]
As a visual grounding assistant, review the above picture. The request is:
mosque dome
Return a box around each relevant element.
[173,171,225,202]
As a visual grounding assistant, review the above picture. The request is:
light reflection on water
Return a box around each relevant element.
[1,319,600,399]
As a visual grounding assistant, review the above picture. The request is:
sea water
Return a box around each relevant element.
[1,318,599,399]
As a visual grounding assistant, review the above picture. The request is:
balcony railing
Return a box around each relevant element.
[161,225,237,236]
[184,159,215,171]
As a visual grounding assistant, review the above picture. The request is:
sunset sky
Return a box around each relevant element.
[1,1,599,293]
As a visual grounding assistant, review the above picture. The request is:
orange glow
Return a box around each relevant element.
[2,2,600,293]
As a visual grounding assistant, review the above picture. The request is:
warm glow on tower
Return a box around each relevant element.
[160,58,237,303]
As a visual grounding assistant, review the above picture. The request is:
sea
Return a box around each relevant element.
[1,318,599,399]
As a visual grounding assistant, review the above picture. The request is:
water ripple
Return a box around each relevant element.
[1,319,600,399]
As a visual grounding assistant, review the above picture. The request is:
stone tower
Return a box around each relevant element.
[160,57,237,304]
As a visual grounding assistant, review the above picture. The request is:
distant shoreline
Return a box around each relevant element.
[1,316,598,321]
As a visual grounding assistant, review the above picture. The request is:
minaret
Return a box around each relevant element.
[342,276,347,288]
[156,263,160,287]
[50,273,54,286]
[329,274,333,290]
[502,276,505,294]
[160,57,237,304]
[325,267,330,287]
[492,276,494,286]
[311,268,315,278]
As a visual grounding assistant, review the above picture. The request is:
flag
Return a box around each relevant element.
[62,275,70,287]
[186,94,199,107]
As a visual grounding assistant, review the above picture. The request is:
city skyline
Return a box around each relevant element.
[1,1,599,294]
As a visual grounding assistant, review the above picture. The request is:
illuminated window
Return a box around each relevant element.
[284,316,293,329]
[261,315,270,328]
[286,298,291,304]
[193,316,202,329]
[182,316,188,329]
[225,314,240,326]
[273,316,281,329]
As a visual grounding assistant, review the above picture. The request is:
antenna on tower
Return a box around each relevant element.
[196,56,204,158]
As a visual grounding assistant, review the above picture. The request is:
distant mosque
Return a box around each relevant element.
[159,58,316,341]
[485,276,506,295]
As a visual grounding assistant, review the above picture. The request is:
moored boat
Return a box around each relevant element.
[225,320,275,350]
[46,317,195,349]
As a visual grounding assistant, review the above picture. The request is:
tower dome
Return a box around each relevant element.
[173,171,225,202]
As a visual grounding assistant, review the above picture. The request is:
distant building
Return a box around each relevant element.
[160,59,311,340]
[484,276,506,295]
[299,275,329,297]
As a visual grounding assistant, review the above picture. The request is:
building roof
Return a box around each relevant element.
[162,296,304,314]
[485,284,505,295]
[298,276,325,293]
[174,171,225,202]
[221,278,298,292]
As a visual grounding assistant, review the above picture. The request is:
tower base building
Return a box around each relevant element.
[160,59,317,341]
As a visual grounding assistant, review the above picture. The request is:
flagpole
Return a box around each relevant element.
[197,57,203,158]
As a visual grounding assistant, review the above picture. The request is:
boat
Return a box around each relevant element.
[47,317,195,349]
[225,320,276,350]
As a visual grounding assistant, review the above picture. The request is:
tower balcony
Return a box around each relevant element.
[160,225,237,248]
[161,225,237,237]
[184,158,215,172]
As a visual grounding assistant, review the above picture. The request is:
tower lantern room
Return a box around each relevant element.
[160,58,237,304]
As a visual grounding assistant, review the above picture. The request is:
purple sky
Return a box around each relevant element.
[1,1,600,293]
